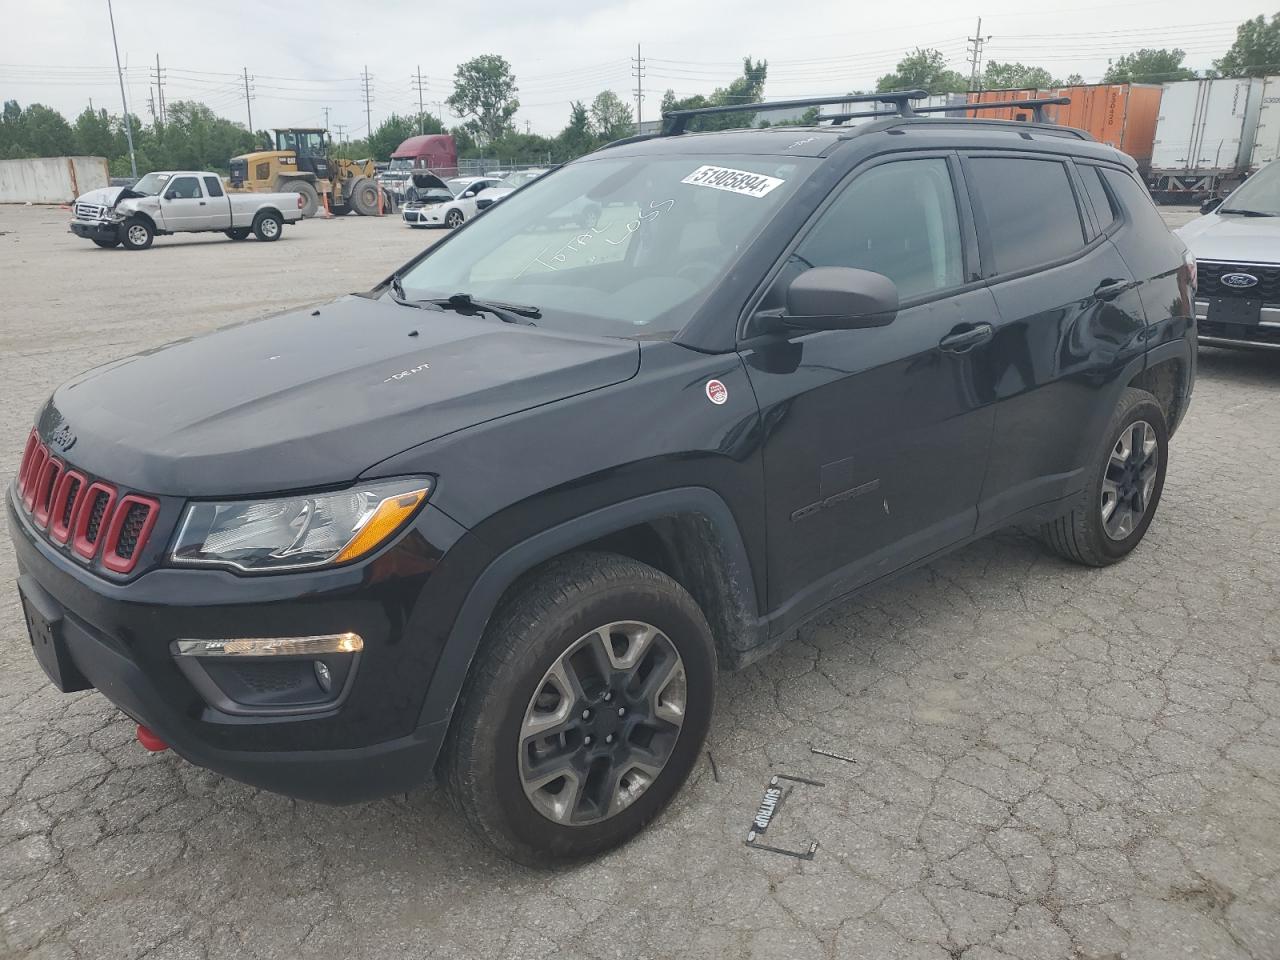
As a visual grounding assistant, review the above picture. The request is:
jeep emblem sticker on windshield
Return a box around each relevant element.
[706,379,728,405]
[682,165,784,198]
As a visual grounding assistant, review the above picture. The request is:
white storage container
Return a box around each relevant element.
[1248,76,1280,170]
[1151,78,1261,176]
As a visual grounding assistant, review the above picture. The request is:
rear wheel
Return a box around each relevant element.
[120,217,153,250]
[443,552,715,865]
[225,228,251,241]
[252,211,283,242]
[284,180,319,218]
[1042,387,1168,566]
[92,237,120,248]
[349,177,380,216]
[329,202,350,217]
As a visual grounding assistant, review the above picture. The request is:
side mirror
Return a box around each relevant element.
[163,191,178,201]
[1201,196,1223,214]
[772,267,899,332]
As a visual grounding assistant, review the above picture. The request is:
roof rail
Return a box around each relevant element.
[661,90,929,134]
[823,95,1072,126]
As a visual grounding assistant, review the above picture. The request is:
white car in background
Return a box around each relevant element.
[401,174,508,228]
[473,168,551,213]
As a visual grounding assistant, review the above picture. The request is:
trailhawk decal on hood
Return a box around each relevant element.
[681,165,784,198]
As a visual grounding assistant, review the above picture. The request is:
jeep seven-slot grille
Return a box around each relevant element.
[1196,261,1280,302]
[14,429,160,574]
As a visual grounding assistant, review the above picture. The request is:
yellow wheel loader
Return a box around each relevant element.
[228,129,384,218]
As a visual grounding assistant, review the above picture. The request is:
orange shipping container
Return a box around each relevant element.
[965,84,1163,171]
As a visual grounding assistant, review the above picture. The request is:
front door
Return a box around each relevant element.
[157,175,208,231]
[739,155,1000,621]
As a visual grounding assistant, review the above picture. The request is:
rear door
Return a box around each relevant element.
[157,175,209,232]
[962,152,1148,530]
[201,175,232,229]
[739,153,1001,617]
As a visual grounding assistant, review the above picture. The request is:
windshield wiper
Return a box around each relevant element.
[386,281,539,326]
[1219,207,1278,217]
[424,292,540,325]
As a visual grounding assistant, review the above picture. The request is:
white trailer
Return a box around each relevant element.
[1248,76,1280,171]
[1150,77,1262,201]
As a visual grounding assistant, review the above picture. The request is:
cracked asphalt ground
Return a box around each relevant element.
[1,204,1277,960]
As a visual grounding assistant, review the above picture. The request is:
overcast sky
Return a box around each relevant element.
[2,0,1273,140]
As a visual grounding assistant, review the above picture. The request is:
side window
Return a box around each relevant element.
[792,158,964,300]
[202,176,224,198]
[1079,166,1116,232]
[967,157,1085,275]
[167,177,201,199]
[1101,167,1170,235]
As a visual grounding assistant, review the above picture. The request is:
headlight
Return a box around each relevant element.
[171,477,432,573]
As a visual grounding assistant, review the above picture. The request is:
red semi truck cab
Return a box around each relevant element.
[382,135,458,200]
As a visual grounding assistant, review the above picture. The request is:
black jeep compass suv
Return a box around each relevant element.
[10,93,1196,864]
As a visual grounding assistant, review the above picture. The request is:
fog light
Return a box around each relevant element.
[172,633,363,657]
[315,661,332,692]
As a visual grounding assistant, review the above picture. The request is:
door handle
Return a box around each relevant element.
[1094,278,1136,301]
[938,323,993,354]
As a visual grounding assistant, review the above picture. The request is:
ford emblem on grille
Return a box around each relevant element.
[1221,272,1260,289]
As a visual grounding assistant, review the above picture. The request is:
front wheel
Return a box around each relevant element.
[443,552,716,865]
[1042,387,1168,566]
[445,208,464,228]
[252,212,283,242]
[120,217,153,250]
[92,237,120,248]
[225,228,251,241]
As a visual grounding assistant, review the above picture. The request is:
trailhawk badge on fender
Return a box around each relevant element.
[705,380,728,405]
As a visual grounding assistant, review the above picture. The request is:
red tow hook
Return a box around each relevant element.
[136,724,169,752]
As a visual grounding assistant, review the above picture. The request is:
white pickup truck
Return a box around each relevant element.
[70,170,305,250]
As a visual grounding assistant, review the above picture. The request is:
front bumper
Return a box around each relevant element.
[8,490,471,803]
[402,207,442,226]
[1195,298,1280,350]
[69,219,121,241]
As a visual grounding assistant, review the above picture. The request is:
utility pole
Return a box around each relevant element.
[411,66,427,133]
[335,123,347,144]
[147,89,156,122]
[632,44,645,134]
[322,106,331,134]
[106,0,136,177]
[152,53,166,123]
[242,67,254,132]
[361,66,374,136]
[967,18,991,91]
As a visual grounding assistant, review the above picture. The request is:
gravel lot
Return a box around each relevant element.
[1,204,1277,960]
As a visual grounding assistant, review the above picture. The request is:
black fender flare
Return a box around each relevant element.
[415,487,761,731]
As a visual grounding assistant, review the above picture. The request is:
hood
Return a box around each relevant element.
[1176,213,1280,264]
[74,185,131,209]
[40,295,639,496]
[410,172,451,191]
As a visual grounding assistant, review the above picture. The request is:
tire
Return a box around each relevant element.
[330,202,351,217]
[284,180,319,218]
[443,551,716,865]
[349,177,380,216]
[1041,387,1168,567]
[445,208,464,228]
[92,237,120,248]
[120,217,153,250]
[252,211,283,242]
[225,228,251,241]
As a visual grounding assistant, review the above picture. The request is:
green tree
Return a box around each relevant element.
[981,61,1056,90]
[1215,14,1280,77]
[557,100,596,157]
[15,103,77,157]
[1103,48,1196,83]
[589,90,634,142]
[661,57,769,130]
[72,107,117,158]
[877,49,967,94]
[365,114,420,160]
[1064,73,1084,85]
[447,54,519,145]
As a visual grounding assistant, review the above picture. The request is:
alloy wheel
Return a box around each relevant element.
[518,621,687,826]
[1100,419,1159,540]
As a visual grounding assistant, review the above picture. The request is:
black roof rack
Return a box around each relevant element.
[661,90,928,134]
[661,93,1072,134]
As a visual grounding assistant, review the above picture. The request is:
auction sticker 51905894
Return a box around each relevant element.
[682,165,785,198]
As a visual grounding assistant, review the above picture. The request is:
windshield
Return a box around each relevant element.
[399,154,814,339]
[1222,162,1280,214]
[446,178,473,196]
[507,170,545,187]
[387,158,414,173]
[131,172,172,196]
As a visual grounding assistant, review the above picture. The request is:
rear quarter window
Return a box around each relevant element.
[1079,166,1116,232]
[967,157,1086,275]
